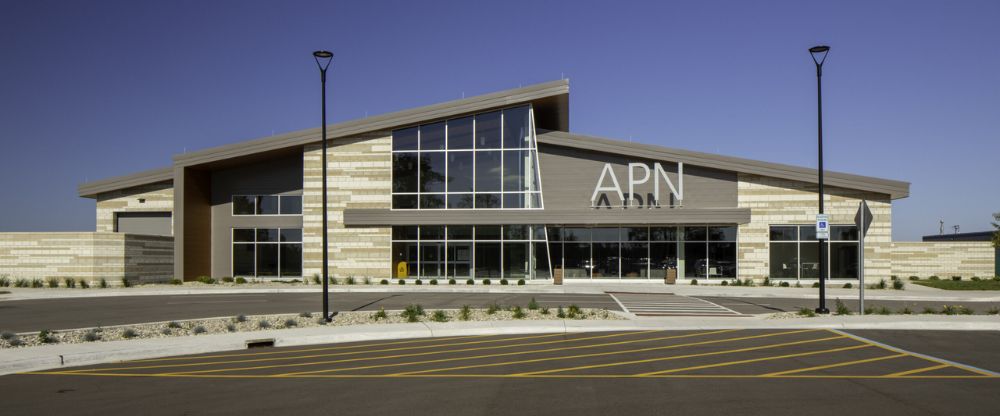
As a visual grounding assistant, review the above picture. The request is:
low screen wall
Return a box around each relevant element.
[0,232,174,284]
[891,241,996,279]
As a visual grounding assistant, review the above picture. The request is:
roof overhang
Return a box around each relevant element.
[78,167,173,198]
[536,130,910,199]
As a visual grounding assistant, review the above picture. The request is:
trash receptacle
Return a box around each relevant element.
[664,268,677,285]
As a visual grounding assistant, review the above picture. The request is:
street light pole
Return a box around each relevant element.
[810,45,830,314]
[313,50,334,322]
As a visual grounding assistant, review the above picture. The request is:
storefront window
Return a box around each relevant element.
[769,225,859,280]
[232,227,302,278]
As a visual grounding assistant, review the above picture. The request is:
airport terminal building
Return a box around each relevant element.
[44,80,990,284]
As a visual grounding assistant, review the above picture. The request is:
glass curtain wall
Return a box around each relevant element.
[547,226,735,280]
[232,228,303,278]
[768,225,859,280]
[391,225,551,279]
[391,105,542,210]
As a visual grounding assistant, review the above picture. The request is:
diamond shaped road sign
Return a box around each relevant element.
[855,200,873,237]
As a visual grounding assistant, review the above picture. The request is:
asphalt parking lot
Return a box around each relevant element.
[7,330,999,415]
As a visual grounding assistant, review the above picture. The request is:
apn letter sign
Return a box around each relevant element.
[591,162,684,208]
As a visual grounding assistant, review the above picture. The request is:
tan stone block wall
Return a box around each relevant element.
[95,181,174,233]
[891,242,995,279]
[736,173,893,283]
[303,133,392,279]
[0,232,174,283]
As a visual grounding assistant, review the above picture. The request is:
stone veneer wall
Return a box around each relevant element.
[891,242,996,279]
[95,181,174,233]
[0,232,174,283]
[736,173,893,284]
[302,133,392,279]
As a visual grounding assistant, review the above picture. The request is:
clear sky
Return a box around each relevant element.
[1,0,997,240]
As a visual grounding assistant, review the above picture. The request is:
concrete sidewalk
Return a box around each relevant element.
[3,281,1000,302]
[4,315,1000,376]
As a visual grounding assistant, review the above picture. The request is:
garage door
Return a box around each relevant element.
[115,212,172,236]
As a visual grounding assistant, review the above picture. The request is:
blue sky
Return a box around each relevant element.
[0,0,997,240]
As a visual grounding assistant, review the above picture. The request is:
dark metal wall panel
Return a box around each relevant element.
[343,208,750,226]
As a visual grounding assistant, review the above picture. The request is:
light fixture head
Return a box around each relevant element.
[313,50,333,72]
[313,50,333,59]
[809,45,830,66]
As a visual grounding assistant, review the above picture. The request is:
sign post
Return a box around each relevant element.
[854,200,873,315]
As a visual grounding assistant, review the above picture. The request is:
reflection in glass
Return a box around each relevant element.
[831,226,859,241]
[447,225,473,240]
[533,242,551,279]
[232,196,255,215]
[280,244,302,276]
[475,193,501,208]
[684,226,707,242]
[447,116,474,150]
[503,106,531,149]
[392,153,418,192]
[684,242,707,278]
[475,111,501,149]
[257,196,278,215]
[563,243,591,278]
[800,242,820,278]
[769,226,798,241]
[420,152,446,192]
[650,227,677,242]
[474,242,501,278]
[421,242,444,278]
[392,194,417,209]
[770,242,798,279]
[591,227,619,242]
[503,242,529,278]
[256,244,278,276]
[232,244,255,276]
[420,194,444,209]
[621,243,649,278]
[393,126,418,151]
[420,226,445,240]
[392,242,418,278]
[475,151,502,192]
[708,226,737,241]
[447,194,474,209]
[592,243,619,278]
[503,150,530,192]
[279,195,302,215]
[447,242,472,277]
[503,193,524,209]
[708,242,736,277]
[830,242,859,279]
[447,152,473,192]
[420,122,445,151]
[650,242,678,274]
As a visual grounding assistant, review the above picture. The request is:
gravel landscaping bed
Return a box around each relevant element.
[0,306,621,349]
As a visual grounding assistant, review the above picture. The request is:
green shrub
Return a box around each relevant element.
[556,306,566,318]
[834,298,851,315]
[166,321,182,329]
[161,328,172,335]
[811,282,820,288]
[167,278,182,285]
[121,278,132,288]
[329,277,338,285]
[283,319,297,328]
[743,278,755,287]
[222,277,234,283]
[922,306,938,314]
[1,331,16,341]
[13,278,28,288]
[482,279,491,285]
[258,320,271,329]
[942,305,959,315]
[449,279,457,285]
[511,306,526,319]
[971,276,981,282]
[79,279,89,289]
[196,275,215,284]
[83,330,100,342]
[928,275,940,281]
[398,279,406,285]
[346,276,356,285]
[909,276,919,281]
[193,325,208,334]
[500,279,509,285]
[459,305,472,321]
[235,277,247,284]
[541,306,550,315]
[797,308,816,317]
[415,279,423,285]
[517,279,526,286]
[64,278,76,288]
[380,279,389,285]
[779,281,790,287]
[567,304,581,319]
[429,279,438,285]
[994,276,1000,282]
[121,329,137,339]
[373,307,388,320]
[299,312,313,318]
[401,305,425,322]
[987,306,1000,315]
[876,279,887,289]
[762,277,771,287]
[956,305,973,315]
[46,278,59,288]
[226,324,236,332]
[899,307,913,315]
[467,279,475,285]
[431,310,449,322]
[842,282,853,289]
[731,279,741,286]
[863,306,875,315]
[486,303,500,315]
[0,276,10,287]
[721,280,729,286]
[892,280,905,290]
[312,274,321,285]
[527,297,539,310]
[30,279,43,288]
[234,315,247,323]
[951,276,962,282]
[690,279,698,285]
[876,306,892,315]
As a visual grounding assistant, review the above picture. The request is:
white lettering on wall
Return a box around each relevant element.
[591,162,684,208]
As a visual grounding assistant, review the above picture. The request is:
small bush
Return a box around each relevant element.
[299,312,313,318]
[161,328,172,335]
[401,305,424,322]
[431,310,449,322]
[193,325,207,334]
[486,303,500,315]
[312,274,321,285]
[971,276,981,282]
[690,279,698,285]
[234,315,247,323]
[222,277,234,283]
[541,306,551,315]
[500,279,509,285]
[842,282,853,289]
[986,306,999,315]
[13,278,28,288]
[380,279,389,285]
[811,282,820,288]
[31,279,43,288]
[951,276,962,281]
[0,276,10,287]
[556,306,566,318]
[398,279,406,285]
[47,278,59,288]
[517,279,526,286]
[235,277,247,284]
[196,275,216,284]
[429,279,438,285]
[922,306,938,314]
[482,279,491,285]
[876,279,888,290]
[459,305,472,321]
[876,306,892,315]
[329,277,338,285]
[373,307,388,320]
[958,306,974,315]
[466,279,474,285]
[283,319,297,328]
[168,278,182,285]
[899,307,913,315]
[762,277,771,287]
[83,330,100,342]
[779,281,790,287]
[797,308,816,317]
[449,279,457,285]
[909,276,919,281]
[864,307,875,315]
[731,279,741,286]
[121,329,137,339]
[64,278,76,288]
[167,321,182,329]
[721,280,729,286]
[994,276,1000,282]
[363,277,371,285]
[258,320,271,329]
[834,298,851,315]
[528,297,539,310]
[511,306,525,319]
[79,279,90,289]
[415,279,423,285]
[743,278,755,287]
[346,276,356,285]
[892,280,905,290]
[928,275,940,281]
[1,332,16,341]
[121,278,133,288]
[567,304,581,319]
[226,324,236,332]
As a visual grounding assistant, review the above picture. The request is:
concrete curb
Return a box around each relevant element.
[5,316,1000,376]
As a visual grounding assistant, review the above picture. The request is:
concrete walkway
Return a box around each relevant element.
[4,315,1000,376]
[3,280,999,302]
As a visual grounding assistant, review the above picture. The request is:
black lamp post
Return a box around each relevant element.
[809,45,830,314]
[313,50,334,322]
